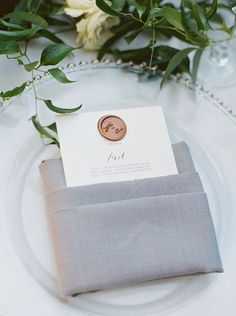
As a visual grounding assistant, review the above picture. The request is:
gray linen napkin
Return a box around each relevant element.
[39,142,223,296]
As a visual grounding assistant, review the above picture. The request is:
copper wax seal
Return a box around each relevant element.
[97,115,127,141]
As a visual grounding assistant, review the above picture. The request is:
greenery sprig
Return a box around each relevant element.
[96,0,236,86]
[0,0,83,145]
[0,0,236,146]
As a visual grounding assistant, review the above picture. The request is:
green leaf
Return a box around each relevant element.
[32,29,63,43]
[181,1,198,36]
[96,0,133,18]
[163,9,184,32]
[0,82,27,98]
[0,41,20,55]
[161,47,196,87]
[0,18,25,29]
[112,0,126,10]
[150,7,184,31]
[17,58,24,65]
[24,61,38,71]
[47,122,57,133]
[191,49,203,84]
[192,3,211,31]
[125,27,145,44]
[31,115,59,147]
[48,68,75,83]
[157,46,190,73]
[42,99,82,114]
[44,16,72,27]
[0,27,39,41]
[96,0,123,16]
[40,44,76,66]
[127,0,146,17]
[180,1,209,46]
[206,0,218,19]
[4,11,48,28]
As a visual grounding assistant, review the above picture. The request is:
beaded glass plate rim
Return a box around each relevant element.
[0,59,235,125]
[0,60,235,316]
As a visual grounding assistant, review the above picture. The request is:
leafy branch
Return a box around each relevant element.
[0,1,82,146]
[96,0,236,85]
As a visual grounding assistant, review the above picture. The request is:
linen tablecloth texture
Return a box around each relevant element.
[39,142,223,297]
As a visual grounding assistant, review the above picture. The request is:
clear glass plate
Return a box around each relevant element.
[0,62,236,316]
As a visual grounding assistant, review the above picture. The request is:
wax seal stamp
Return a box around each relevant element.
[97,115,127,141]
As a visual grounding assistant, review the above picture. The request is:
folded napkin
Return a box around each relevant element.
[40,142,223,297]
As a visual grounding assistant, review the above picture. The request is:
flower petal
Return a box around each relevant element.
[64,7,86,17]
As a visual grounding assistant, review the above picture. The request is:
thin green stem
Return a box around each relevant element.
[21,42,39,116]
[6,54,21,59]
[31,70,38,116]
[24,40,28,55]
[149,0,155,67]
[149,29,155,67]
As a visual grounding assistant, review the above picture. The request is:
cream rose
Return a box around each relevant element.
[65,0,120,51]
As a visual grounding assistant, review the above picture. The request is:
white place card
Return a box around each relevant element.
[56,106,178,187]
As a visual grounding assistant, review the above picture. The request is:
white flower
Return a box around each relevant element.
[65,0,120,51]
[65,0,95,17]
